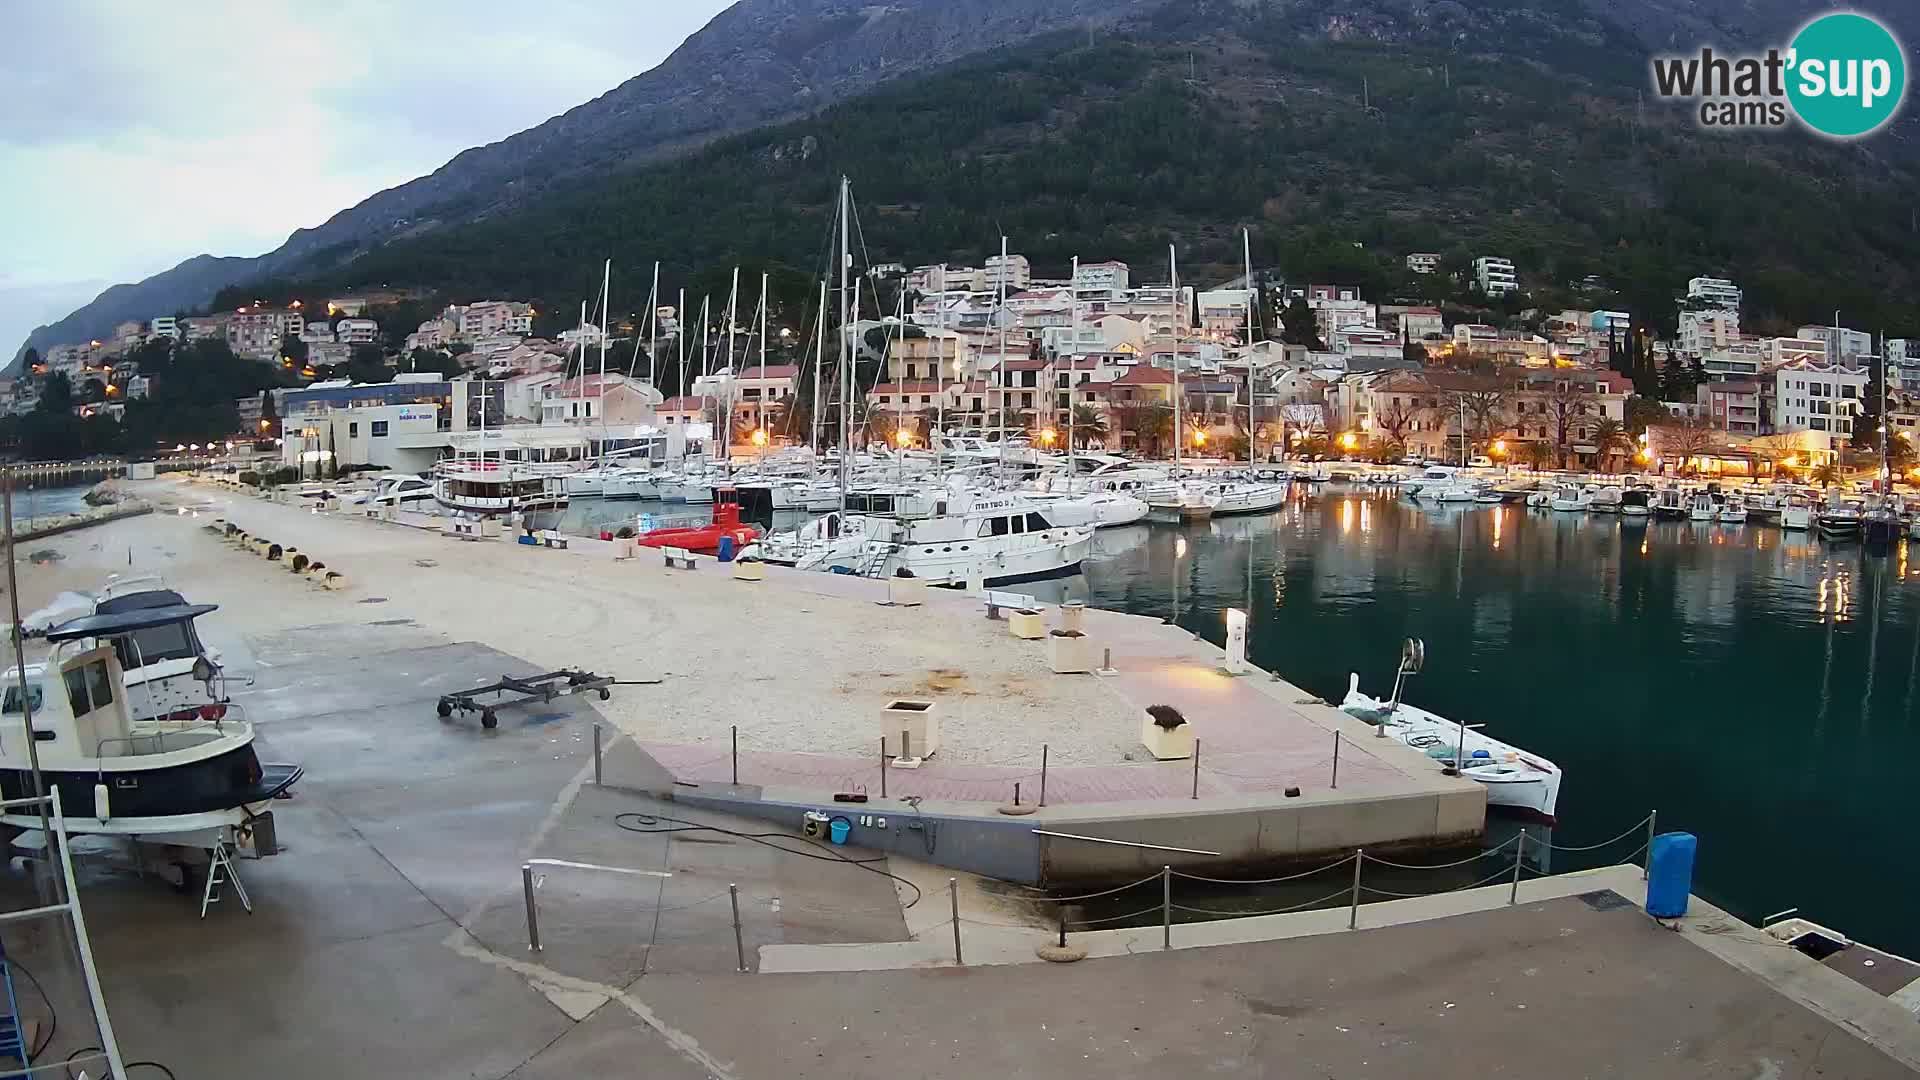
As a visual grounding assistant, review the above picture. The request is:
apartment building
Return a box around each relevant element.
[1072,260,1130,299]
[1473,257,1518,296]
[1774,362,1867,440]
[1685,276,1742,311]
[1405,253,1441,275]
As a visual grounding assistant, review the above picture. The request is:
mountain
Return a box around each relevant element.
[23,0,1920,367]
[249,0,1920,353]
[14,0,1162,367]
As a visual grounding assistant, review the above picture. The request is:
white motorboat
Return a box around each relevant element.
[1653,488,1686,519]
[566,466,659,500]
[1472,485,1504,505]
[1686,492,1717,522]
[1717,497,1748,524]
[1434,480,1480,503]
[1195,481,1288,517]
[1620,489,1653,518]
[0,607,303,839]
[1548,485,1590,512]
[751,491,1093,587]
[350,473,437,510]
[1401,466,1459,500]
[1144,481,1220,523]
[1781,494,1814,531]
[1817,498,1862,541]
[28,578,230,725]
[1031,490,1151,529]
[1587,486,1623,514]
[1341,672,1561,821]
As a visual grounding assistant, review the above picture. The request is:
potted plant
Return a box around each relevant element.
[1139,704,1194,760]
[1007,607,1047,640]
[612,524,637,561]
[887,567,926,607]
[1046,628,1096,674]
[730,554,766,581]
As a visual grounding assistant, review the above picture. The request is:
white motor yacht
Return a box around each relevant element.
[434,461,570,530]
[350,473,437,510]
[1030,489,1151,529]
[1686,492,1717,522]
[1548,484,1590,512]
[1587,486,1624,514]
[1717,497,1748,524]
[751,491,1093,587]
[1781,494,1815,530]
[1342,673,1561,821]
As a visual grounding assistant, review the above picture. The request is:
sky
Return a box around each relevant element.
[0,0,734,355]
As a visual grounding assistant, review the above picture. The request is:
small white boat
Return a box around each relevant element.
[1781,494,1814,531]
[1342,673,1560,821]
[1587,486,1623,514]
[1686,492,1717,522]
[1717,497,1748,524]
[350,473,436,509]
[1549,485,1589,512]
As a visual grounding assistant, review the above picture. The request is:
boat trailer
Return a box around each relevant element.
[436,669,615,729]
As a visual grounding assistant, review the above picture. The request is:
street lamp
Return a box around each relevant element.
[1491,439,1507,455]
[1192,429,1207,448]
[1339,431,1358,451]
[895,429,913,449]
[1040,427,1058,447]
[750,428,769,447]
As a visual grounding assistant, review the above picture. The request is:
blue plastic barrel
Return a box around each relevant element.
[1645,831,1696,918]
[717,536,735,562]
[828,817,851,845]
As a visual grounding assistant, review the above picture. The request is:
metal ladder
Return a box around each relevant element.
[0,941,29,1077]
[200,841,253,919]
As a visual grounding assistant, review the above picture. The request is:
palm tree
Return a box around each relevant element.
[1810,462,1840,488]
[1587,417,1627,472]
[1070,404,1108,449]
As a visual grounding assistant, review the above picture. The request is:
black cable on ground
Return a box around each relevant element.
[613,812,924,908]
[62,1046,178,1079]
[12,958,55,1060]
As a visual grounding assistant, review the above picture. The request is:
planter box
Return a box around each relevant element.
[611,538,637,561]
[1047,631,1097,674]
[1007,609,1047,640]
[887,576,927,607]
[1139,711,1194,761]
[731,559,766,581]
[881,699,939,759]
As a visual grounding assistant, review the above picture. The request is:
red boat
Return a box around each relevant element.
[636,487,761,556]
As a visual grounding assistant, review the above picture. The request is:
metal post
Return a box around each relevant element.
[592,722,603,786]
[1057,907,1068,949]
[522,864,541,951]
[1509,831,1526,905]
[1644,810,1658,880]
[731,724,738,786]
[949,878,963,965]
[1161,865,1172,950]
[880,741,888,799]
[1331,730,1341,789]
[1191,738,1201,800]
[1348,850,1363,929]
[1013,782,1021,806]
[729,883,747,972]
[1039,744,1048,807]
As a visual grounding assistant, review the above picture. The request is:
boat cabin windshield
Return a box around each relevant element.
[977,511,1053,536]
[110,619,201,668]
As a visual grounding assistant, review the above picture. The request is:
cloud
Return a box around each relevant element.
[0,0,732,353]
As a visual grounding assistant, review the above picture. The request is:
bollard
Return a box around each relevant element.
[950,879,963,966]
[1012,782,1021,806]
[1161,865,1172,950]
[880,742,888,799]
[1331,730,1341,790]
[522,864,541,952]
[1191,738,1201,800]
[1348,850,1363,930]
[731,725,739,786]
[1644,810,1658,880]
[729,883,747,973]
[1509,831,1527,905]
[1039,744,1049,808]
[1057,907,1068,948]
[592,723,603,786]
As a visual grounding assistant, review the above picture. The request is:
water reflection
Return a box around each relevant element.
[1076,485,1920,955]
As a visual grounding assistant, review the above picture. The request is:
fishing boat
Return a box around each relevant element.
[1341,671,1561,822]
[0,608,302,837]
[25,578,228,725]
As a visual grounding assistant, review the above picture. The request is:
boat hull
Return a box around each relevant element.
[0,743,300,820]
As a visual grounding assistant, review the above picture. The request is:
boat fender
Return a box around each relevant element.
[93,782,110,821]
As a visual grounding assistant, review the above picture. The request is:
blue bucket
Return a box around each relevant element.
[828,817,851,846]
[1646,832,1696,918]
[717,535,735,562]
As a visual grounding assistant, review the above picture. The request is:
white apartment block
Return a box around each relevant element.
[458,301,533,339]
[1196,289,1252,340]
[1775,363,1867,439]
[148,315,180,340]
[1678,309,1740,357]
[1072,261,1130,298]
[1397,307,1444,341]
[1405,252,1441,275]
[983,253,1031,292]
[227,307,304,361]
[1797,325,1874,363]
[335,318,380,345]
[1313,300,1376,343]
[1473,257,1518,296]
[1765,336,1826,366]
[1686,276,1742,311]
[300,321,336,345]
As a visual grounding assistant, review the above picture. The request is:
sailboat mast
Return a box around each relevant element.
[813,279,826,458]
[645,261,660,388]
[598,259,610,474]
[838,175,852,510]
[1068,254,1078,479]
[757,271,769,444]
[997,233,1009,475]
[935,270,945,459]
[1171,242,1181,467]
[1244,227,1256,468]
[724,268,739,473]
[894,285,906,480]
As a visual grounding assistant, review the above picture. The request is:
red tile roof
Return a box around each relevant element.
[659,395,714,411]
[737,364,798,380]
[1112,366,1176,386]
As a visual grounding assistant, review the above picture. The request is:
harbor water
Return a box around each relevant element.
[3,483,98,532]
[1073,486,1920,953]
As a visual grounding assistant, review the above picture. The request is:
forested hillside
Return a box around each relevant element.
[258,0,1920,337]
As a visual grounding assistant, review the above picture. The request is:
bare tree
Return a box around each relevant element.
[1661,419,1714,474]
[1545,379,1594,470]
[1375,397,1422,449]
[1449,372,1513,456]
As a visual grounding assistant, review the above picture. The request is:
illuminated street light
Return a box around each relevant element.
[751,428,769,447]
[1040,427,1058,446]
[1192,429,1207,448]
[1491,439,1507,455]
[1339,431,1358,451]
[895,429,913,448]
